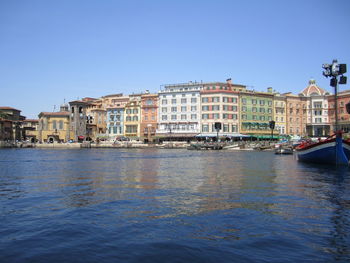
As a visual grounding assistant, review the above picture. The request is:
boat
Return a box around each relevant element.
[343,138,350,159]
[295,59,349,166]
[295,132,349,166]
[275,145,293,155]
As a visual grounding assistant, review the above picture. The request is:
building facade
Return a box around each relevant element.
[124,94,141,139]
[140,93,158,142]
[69,100,88,141]
[328,89,350,133]
[0,106,25,141]
[273,94,287,135]
[285,93,307,137]
[200,80,241,138]
[105,95,129,139]
[239,89,274,138]
[301,80,330,137]
[38,111,72,143]
[157,82,201,140]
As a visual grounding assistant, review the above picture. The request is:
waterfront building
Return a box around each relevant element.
[273,93,287,135]
[0,106,26,141]
[38,111,72,143]
[328,89,350,133]
[200,79,242,138]
[239,88,275,138]
[124,94,141,139]
[69,100,88,141]
[22,119,39,142]
[140,92,158,142]
[285,93,307,137]
[82,98,107,141]
[104,94,129,139]
[0,118,13,141]
[156,82,201,140]
[300,79,330,137]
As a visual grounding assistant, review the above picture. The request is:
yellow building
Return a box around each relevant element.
[273,94,287,135]
[38,111,73,143]
[124,95,141,138]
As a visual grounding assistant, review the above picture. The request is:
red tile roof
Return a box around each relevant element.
[0,106,21,112]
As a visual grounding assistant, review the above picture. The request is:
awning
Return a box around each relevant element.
[196,133,251,138]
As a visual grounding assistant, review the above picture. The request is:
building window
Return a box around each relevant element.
[213,113,220,119]
[232,114,237,120]
[260,100,265,105]
[181,98,187,104]
[212,105,220,111]
[252,99,257,104]
[181,106,186,112]
[162,107,167,113]
[232,125,237,132]
[52,120,57,130]
[223,124,229,132]
[242,98,247,104]
[59,120,63,130]
[202,106,209,111]
[171,107,177,112]
[212,97,220,102]
[202,125,209,132]
[202,97,209,103]
[162,100,167,105]
[191,106,197,111]
[171,115,177,120]
[162,115,167,120]
[232,106,237,112]
[171,99,176,104]
[191,114,197,120]
[202,114,209,119]
[242,106,247,112]
[232,98,237,103]
[181,114,186,120]
[191,98,197,103]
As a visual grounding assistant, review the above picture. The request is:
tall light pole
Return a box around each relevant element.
[322,60,347,132]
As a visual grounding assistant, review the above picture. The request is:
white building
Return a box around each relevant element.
[300,79,331,137]
[156,82,202,139]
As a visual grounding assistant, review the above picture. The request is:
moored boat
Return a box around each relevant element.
[275,146,293,155]
[295,132,349,166]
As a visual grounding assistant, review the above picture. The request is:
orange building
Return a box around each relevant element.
[285,93,307,136]
[140,93,158,142]
[328,89,350,133]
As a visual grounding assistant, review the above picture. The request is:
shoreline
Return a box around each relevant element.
[0,140,276,151]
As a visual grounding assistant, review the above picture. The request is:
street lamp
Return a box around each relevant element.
[322,60,347,132]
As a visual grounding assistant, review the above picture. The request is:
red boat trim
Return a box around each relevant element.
[296,138,336,151]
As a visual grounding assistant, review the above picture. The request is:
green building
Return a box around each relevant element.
[239,90,275,138]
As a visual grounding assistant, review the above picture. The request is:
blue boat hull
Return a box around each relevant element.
[343,141,350,160]
[296,135,349,166]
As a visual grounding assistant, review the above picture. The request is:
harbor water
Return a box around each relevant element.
[0,148,349,262]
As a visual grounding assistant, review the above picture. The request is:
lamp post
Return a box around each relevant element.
[269,120,275,142]
[322,60,347,132]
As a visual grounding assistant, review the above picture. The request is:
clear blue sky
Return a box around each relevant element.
[1,0,349,118]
